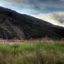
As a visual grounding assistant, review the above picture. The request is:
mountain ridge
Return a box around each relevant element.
[0,7,64,40]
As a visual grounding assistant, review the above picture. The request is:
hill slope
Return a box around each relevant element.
[0,7,64,40]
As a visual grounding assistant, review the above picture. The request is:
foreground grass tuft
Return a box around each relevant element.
[0,40,64,64]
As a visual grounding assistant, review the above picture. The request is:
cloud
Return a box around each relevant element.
[3,0,20,2]
[0,0,64,15]
[33,12,64,27]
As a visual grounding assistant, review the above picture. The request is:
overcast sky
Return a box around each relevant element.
[0,0,64,27]
[0,0,64,15]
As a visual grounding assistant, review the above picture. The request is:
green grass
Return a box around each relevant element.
[0,40,64,64]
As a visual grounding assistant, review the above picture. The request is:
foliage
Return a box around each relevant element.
[0,40,64,64]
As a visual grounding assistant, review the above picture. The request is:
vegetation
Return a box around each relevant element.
[0,40,64,64]
[0,7,64,40]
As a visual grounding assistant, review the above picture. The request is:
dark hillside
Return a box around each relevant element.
[0,7,64,40]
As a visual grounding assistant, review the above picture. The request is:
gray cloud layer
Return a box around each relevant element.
[0,0,64,15]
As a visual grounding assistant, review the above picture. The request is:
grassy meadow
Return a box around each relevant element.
[0,40,64,64]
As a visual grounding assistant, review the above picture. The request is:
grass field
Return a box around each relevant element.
[0,40,64,64]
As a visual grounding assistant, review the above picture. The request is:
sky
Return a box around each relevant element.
[0,0,64,27]
[0,0,64,15]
